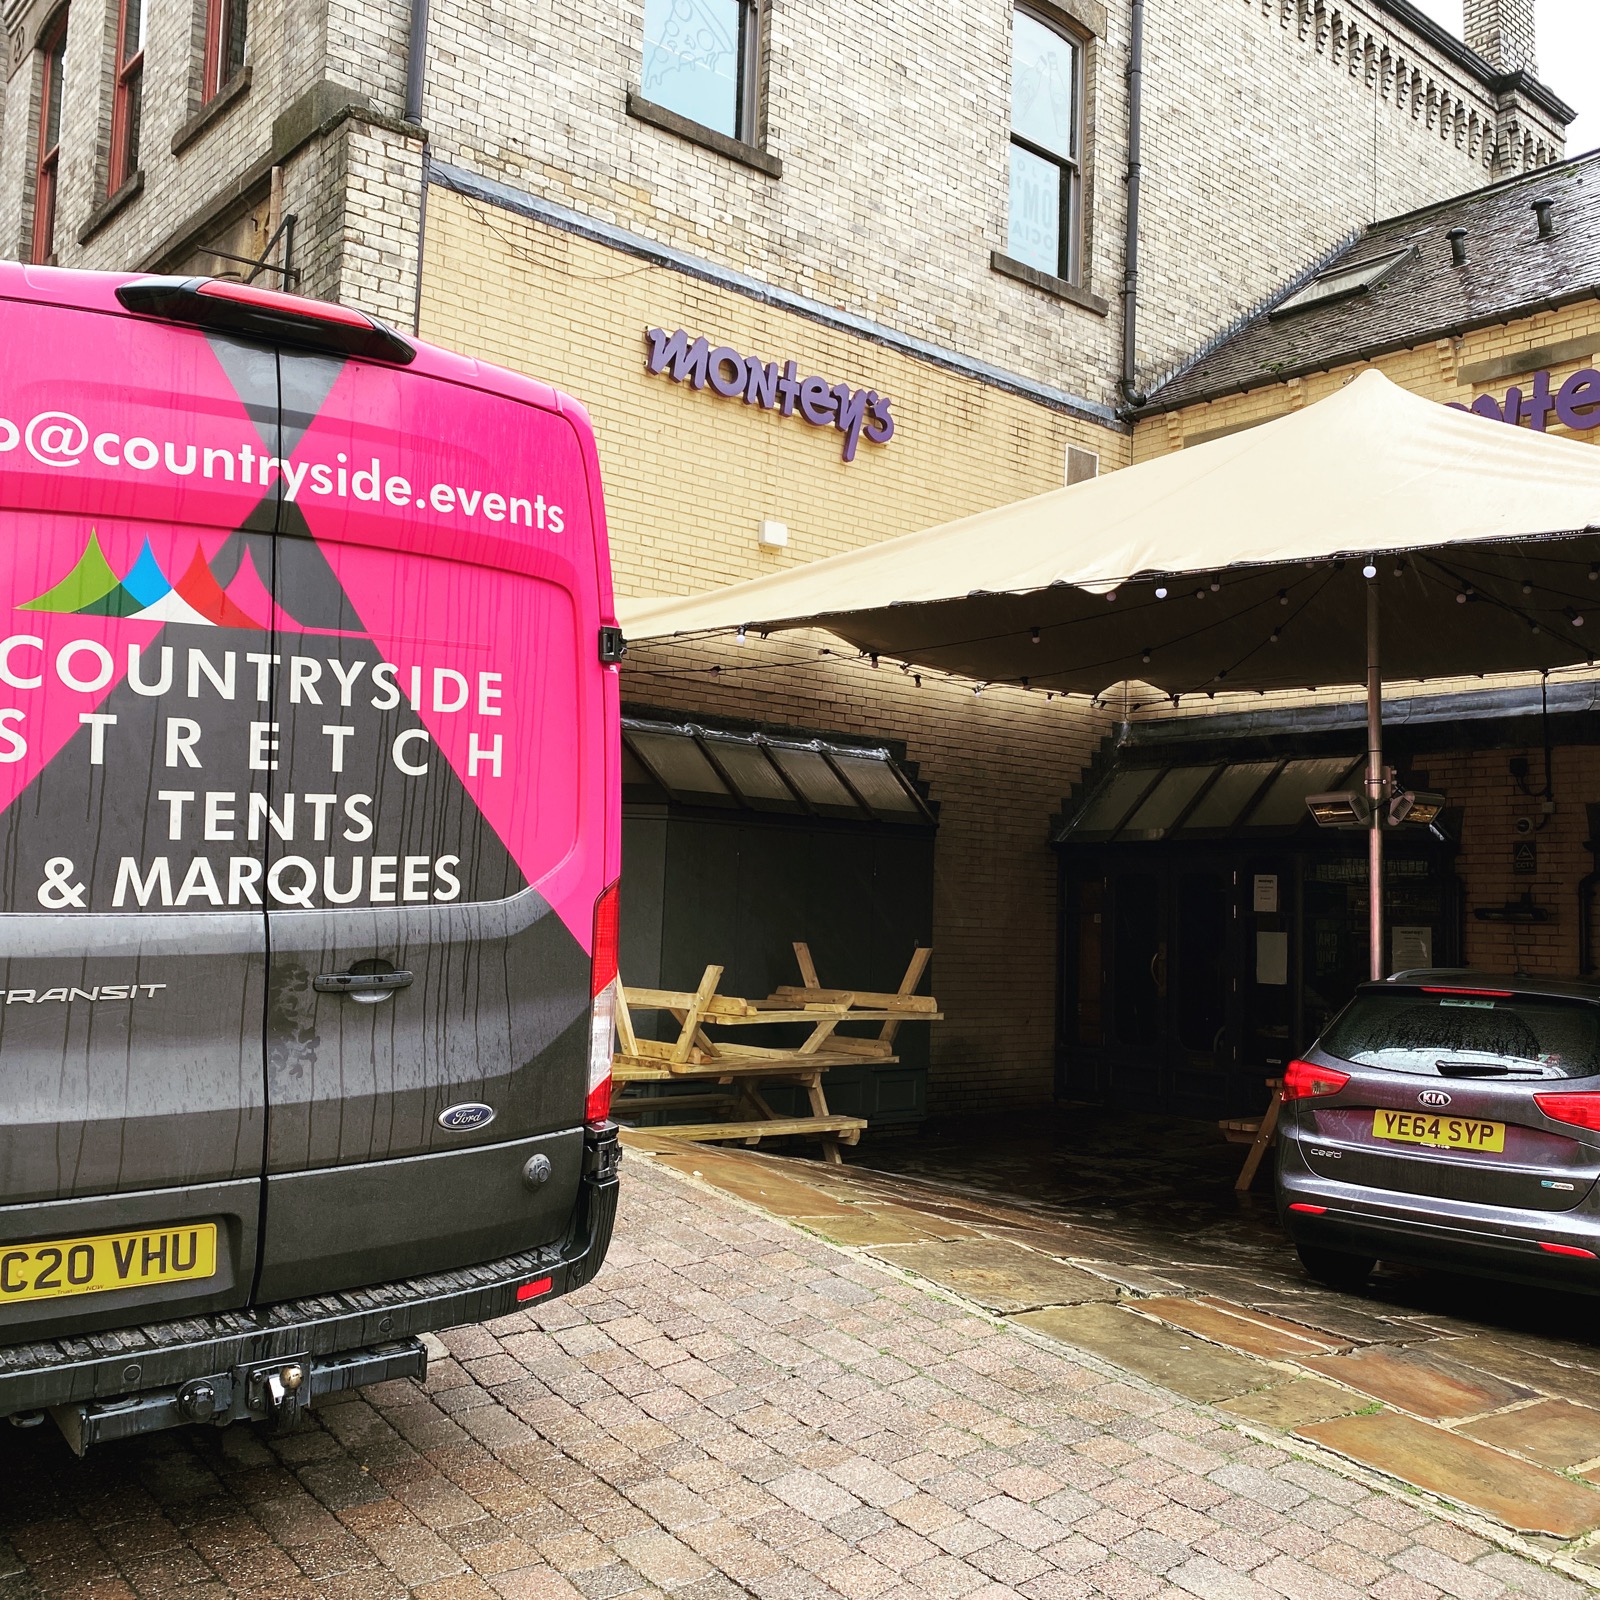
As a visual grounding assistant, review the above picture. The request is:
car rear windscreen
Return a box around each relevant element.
[1319,990,1600,1080]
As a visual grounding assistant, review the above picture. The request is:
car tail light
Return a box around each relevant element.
[1288,1203,1327,1214]
[1539,1241,1597,1259]
[1421,986,1513,997]
[1534,1092,1600,1132]
[516,1276,555,1301]
[1283,1059,1351,1101]
[115,275,416,363]
[586,880,621,1124]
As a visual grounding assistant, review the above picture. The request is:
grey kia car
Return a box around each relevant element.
[1277,970,1600,1293]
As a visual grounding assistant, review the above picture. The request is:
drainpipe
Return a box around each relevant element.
[405,0,430,335]
[1120,0,1146,407]
[404,0,429,125]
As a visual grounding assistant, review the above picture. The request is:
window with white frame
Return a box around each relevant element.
[1008,6,1083,282]
[640,0,758,140]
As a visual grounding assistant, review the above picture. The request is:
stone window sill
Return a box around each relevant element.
[172,66,253,156]
[627,90,781,178]
[78,170,144,246]
[991,250,1109,317]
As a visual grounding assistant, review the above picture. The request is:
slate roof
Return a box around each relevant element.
[1141,149,1600,415]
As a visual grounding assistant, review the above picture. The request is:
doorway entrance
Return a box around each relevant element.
[1056,757,1459,1118]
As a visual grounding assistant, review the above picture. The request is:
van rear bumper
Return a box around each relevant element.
[0,1125,620,1420]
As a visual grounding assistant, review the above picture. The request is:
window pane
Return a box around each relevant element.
[44,29,67,150]
[1008,142,1063,276]
[225,0,249,79]
[625,729,736,804]
[1120,766,1217,838]
[1179,761,1280,831]
[1067,769,1156,838]
[642,0,743,138]
[769,747,864,816]
[123,66,143,175]
[1245,756,1362,828]
[828,752,923,821]
[1012,10,1077,161]
[122,0,144,59]
[702,737,800,811]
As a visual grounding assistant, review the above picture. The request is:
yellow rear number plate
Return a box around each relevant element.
[0,1224,217,1305]
[1373,1110,1505,1153]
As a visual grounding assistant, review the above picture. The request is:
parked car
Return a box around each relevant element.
[0,267,622,1451]
[1277,969,1600,1292]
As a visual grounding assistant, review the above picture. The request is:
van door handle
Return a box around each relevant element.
[314,970,414,994]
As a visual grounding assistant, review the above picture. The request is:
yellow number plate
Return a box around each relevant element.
[0,1224,217,1305]
[1373,1110,1505,1153]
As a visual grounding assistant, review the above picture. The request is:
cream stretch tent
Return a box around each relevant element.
[620,370,1600,980]
[620,371,1600,696]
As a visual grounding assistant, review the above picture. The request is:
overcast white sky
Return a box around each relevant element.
[1407,0,1599,151]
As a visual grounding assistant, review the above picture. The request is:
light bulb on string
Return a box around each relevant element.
[1278,589,1289,605]
[1030,626,1041,644]
[1567,608,1586,628]
[1362,561,1377,579]
[735,624,747,644]
[1155,586,1169,599]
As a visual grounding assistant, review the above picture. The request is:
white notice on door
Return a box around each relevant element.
[1253,874,1279,912]
[1256,930,1289,985]
[1392,925,1432,970]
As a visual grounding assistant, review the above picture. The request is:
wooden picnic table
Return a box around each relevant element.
[612,943,940,1163]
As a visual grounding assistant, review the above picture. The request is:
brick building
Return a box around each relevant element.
[0,0,1581,1117]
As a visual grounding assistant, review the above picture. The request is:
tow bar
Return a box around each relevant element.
[48,1338,426,1454]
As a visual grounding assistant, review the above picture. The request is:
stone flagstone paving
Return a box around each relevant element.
[0,1151,1591,1598]
[625,1129,1600,1559]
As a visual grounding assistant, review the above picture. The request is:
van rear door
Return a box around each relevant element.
[251,347,606,1301]
[0,277,277,1340]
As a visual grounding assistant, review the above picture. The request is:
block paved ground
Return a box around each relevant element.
[0,1152,1589,1600]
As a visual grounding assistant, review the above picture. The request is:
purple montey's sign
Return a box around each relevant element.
[1448,367,1600,432]
[644,328,895,463]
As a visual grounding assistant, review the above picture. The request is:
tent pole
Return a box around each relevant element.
[1366,574,1385,982]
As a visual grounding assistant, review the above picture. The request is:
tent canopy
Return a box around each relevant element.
[618,371,1600,696]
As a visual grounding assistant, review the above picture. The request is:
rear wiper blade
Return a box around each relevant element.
[1435,1060,1514,1077]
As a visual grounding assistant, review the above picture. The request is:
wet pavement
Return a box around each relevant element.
[7,1154,1588,1600]
[614,1109,1600,1567]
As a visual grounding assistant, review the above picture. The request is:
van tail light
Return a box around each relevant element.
[115,276,416,364]
[1288,1203,1327,1214]
[1539,1241,1597,1259]
[1534,1092,1600,1132]
[586,881,621,1124]
[1283,1059,1351,1101]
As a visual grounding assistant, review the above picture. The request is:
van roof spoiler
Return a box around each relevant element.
[115,277,416,365]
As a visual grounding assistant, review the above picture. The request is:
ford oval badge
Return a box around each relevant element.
[438,1102,496,1132]
[1418,1089,1452,1108]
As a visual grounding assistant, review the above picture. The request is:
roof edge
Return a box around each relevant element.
[1371,0,1576,123]
[1133,282,1600,419]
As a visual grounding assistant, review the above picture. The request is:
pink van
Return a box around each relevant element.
[0,267,622,1450]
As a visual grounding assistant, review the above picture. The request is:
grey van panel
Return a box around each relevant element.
[252,1127,584,1301]
[0,1176,260,1340]
[0,911,266,1204]
[264,888,589,1172]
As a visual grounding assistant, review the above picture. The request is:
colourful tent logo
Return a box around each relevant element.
[21,532,277,629]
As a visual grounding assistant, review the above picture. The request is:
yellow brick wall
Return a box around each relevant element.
[418,185,1128,1113]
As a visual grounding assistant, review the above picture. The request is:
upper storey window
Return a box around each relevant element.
[108,0,145,193]
[1008,7,1083,283]
[202,0,248,102]
[640,0,756,140]
[31,10,69,264]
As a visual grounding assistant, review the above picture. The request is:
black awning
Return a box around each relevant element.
[623,717,935,825]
